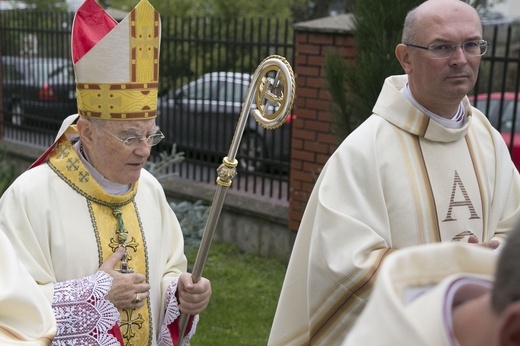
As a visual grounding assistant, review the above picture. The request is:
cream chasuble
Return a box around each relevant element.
[343,243,496,346]
[0,230,56,345]
[269,74,520,345]
[0,125,196,345]
[48,130,152,345]
[0,0,198,344]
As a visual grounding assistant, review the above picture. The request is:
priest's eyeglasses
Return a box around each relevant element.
[98,125,165,148]
[405,40,489,59]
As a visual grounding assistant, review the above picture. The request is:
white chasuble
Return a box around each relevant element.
[420,137,484,242]
[0,125,196,345]
[48,130,152,345]
[268,74,520,345]
[343,243,496,346]
[0,230,56,345]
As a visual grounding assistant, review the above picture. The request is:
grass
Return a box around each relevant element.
[186,242,288,345]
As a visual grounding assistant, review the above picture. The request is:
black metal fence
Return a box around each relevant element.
[2,9,520,202]
[0,9,294,202]
[473,22,520,170]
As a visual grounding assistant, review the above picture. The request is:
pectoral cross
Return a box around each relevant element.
[117,248,134,274]
[112,208,134,274]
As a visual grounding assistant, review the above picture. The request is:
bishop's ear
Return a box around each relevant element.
[77,118,95,147]
[497,302,520,346]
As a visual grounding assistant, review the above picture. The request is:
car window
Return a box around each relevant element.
[501,101,520,132]
[183,80,217,101]
[30,62,56,83]
[474,99,502,128]
[236,83,249,103]
[218,81,248,103]
[473,99,490,113]
[2,58,72,84]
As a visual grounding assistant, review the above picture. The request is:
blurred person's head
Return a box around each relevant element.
[454,223,520,346]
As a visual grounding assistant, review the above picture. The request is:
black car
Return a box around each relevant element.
[2,56,77,127]
[157,71,293,172]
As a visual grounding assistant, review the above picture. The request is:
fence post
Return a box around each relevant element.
[289,15,356,232]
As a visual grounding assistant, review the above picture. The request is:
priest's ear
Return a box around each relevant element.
[395,43,413,75]
[497,302,520,346]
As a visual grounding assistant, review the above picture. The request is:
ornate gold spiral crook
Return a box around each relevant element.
[176,55,295,345]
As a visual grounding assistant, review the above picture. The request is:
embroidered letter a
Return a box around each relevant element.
[442,170,481,222]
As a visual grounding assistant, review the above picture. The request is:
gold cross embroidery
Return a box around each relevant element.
[66,157,80,171]
[55,144,70,159]
[120,309,145,343]
[109,236,139,253]
[88,84,123,116]
[78,171,90,183]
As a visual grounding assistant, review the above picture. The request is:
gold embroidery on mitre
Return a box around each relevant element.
[130,0,160,84]
[75,0,160,121]
[76,82,158,119]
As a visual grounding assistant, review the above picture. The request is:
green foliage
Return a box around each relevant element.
[0,9,72,57]
[186,242,287,345]
[324,0,423,143]
[324,49,351,142]
[23,0,68,11]
[170,200,210,250]
[110,0,303,19]
[145,143,209,250]
[144,144,185,180]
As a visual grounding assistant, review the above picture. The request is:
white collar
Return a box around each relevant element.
[401,83,464,129]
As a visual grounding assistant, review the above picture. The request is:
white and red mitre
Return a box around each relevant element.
[72,0,160,120]
[29,0,160,169]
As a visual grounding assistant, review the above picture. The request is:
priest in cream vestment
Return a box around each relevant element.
[269,1,520,344]
[0,0,211,345]
[269,74,520,345]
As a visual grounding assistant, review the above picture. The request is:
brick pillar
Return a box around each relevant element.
[289,15,356,232]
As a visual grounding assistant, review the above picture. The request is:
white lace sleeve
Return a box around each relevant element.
[51,270,121,346]
[157,277,199,346]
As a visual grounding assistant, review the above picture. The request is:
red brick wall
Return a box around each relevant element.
[289,30,356,232]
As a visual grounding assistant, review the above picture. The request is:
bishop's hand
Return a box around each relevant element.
[99,246,151,309]
[178,272,212,315]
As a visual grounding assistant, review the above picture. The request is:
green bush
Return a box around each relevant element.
[325,0,423,143]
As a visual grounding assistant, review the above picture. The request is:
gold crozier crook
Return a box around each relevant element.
[176,55,295,345]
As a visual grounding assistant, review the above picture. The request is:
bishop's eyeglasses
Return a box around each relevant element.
[97,125,165,148]
[405,40,489,59]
